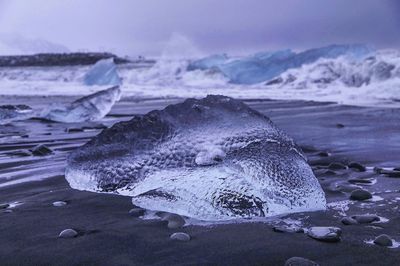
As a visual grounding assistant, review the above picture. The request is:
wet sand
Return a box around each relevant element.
[0,96,399,265]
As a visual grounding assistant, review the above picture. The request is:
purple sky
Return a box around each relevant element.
[0,0,399,56]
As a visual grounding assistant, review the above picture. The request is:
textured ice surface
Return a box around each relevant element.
[84,58,122,86]
[266,50,400,89]
[66,95,326,220]
[187,54,229,71]
[42,86,121,123]
[188,44,372,84]
[0,105,34,124]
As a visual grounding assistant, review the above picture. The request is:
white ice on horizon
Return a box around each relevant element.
[0,47,399,108]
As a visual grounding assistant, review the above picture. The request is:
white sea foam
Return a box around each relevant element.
[0,49,399,108]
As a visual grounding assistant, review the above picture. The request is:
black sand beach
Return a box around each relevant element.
[1,96,400,266]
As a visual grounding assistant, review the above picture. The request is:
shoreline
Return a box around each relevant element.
[1,97,400,265]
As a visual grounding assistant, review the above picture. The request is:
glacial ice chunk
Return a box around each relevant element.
[41,86,121,123]
[187,54,229,71]
[265,50,398,89]
[84,58,122,86]
[188,44,373,84]
[0,105,34,124]
[66,95,326,221]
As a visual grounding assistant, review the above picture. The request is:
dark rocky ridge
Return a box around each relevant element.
[0,52,131,67]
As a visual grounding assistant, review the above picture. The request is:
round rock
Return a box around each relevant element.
[307,227,341,242]
[341,217,358,225]
[348,162,366,172]
[159,213,185,229]
[52,201,67,207]
[30,144,53,156]
[351,214,380,224]
[0,203,10,209]
[273,225,303,233]
[129,208,145,217]
[328,162,347,170]
[350,189,372,201]
[373,234,393,247]
[170,232,191,242]
[59,229,78,238]
[285,257,319,266]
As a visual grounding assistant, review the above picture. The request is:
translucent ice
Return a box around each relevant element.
[42,86,121,123]
[187,54,229,71]
[66,95,326,221]
[84,58,122,86]
[188,44,373,84]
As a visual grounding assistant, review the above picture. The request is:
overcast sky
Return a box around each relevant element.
[0,0,399,56]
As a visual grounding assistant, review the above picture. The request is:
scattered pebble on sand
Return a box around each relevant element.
[328,162,347,170]
[52,201,67,207]
[341,217,358,225]
[0,203,10,209]
[59,229,78,238]
[379,169,400,178]
[129,207,145,217]
[170,232,191,242]
[273,225,304,233]
[307,227,341,242]
[158,212,186,229]
[350,189,372,201]
[317,151,330,157]
[350,214,380,224]
[373,234,393,247]
[348,162,366,172]
[285,257,319,266]
[30,144,53,156]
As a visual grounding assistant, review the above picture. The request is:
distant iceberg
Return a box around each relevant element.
[188,44,373,84]
[84,58,122,86]
[42,86,121,123]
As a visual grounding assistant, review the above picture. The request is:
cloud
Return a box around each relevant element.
[0,0,399,56]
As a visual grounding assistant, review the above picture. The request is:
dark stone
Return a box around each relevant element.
[336,123,345,128]
[157,212,185,229]
[0,53,132,67]
[0,203,10,209]
[351,214,380,224]
[317,151,330,157]
[379,169,400,178]
[285,257,319,266]
[307,227,342,242]
[373,167,383,174]
[348,162,366,172]
[59,229,78,238]
[350,189,372,201]
[66,128,84,133]
[129,208,145,217]
[348,178,374,184]
[52,201,67,207]
[328,162,347,170]
[336,183,361,193]
[373,234,393,247]
[170,232,190,241]
[273,225,304,233]
[30,144,53,156]
[341,217,358,225]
